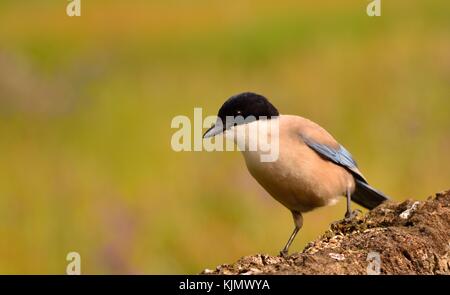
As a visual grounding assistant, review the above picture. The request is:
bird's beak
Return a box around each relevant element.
[203,123,224,139]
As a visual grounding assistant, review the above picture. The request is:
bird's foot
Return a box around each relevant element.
[279,249,289,258]
[344,209,362,221]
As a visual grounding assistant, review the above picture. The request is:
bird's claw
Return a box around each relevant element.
[344,209,361,221]
[279,250,289,258]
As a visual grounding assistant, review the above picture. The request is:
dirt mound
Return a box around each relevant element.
[202,191,450,274]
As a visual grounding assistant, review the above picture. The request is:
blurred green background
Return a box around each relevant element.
[0,0,448,274]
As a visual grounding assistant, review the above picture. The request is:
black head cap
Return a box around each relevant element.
[217,92,279,124]
[203,92,279,138]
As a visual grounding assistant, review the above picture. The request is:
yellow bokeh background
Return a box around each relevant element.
[0,0,448,273]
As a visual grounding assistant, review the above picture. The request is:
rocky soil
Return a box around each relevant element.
[202,190,450,274]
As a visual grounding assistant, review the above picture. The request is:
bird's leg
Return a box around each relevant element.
[280,210,303,257]
[280,227,298,258]
[344,187,360,220]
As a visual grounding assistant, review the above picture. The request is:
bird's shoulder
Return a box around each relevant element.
[278,115,340,149]
[279,114,366,181]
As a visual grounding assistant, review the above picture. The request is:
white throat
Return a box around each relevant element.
[224,118,280,162]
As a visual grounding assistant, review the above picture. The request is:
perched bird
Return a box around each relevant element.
[203,92,389,256]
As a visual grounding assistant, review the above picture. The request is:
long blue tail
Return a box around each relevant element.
[351,179,389,209]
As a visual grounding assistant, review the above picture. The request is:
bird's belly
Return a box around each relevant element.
[243,149,354,212]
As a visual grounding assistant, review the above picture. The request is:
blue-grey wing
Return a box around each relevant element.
[301,136,367,183]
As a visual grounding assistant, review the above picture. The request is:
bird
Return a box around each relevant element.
[203,92,389,256]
